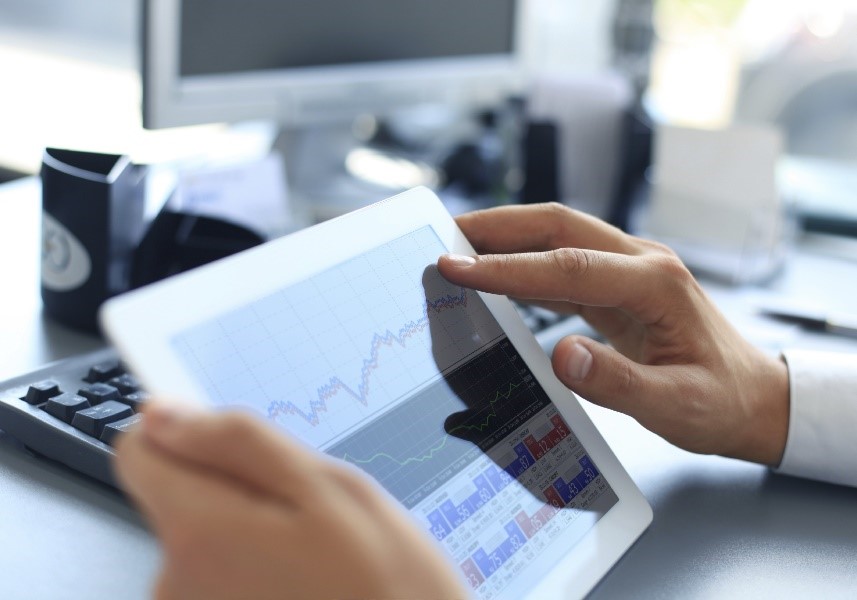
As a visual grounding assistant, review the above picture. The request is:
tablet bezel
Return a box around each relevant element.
[100,186,652,598]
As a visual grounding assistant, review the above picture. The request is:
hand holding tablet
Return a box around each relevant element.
[114,405,469,599]
[439,204,790,467]
[103,188,653,599]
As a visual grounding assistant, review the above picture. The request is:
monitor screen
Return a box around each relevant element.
[144,0,521,129]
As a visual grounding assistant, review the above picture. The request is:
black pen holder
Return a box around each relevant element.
[40,148,146,333]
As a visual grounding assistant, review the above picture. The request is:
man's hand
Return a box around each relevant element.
[438,203,789,466]
[114,404,468,600]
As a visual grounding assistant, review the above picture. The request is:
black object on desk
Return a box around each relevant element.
[761,307,857,339]
[40,148,265,335]
[41,148,146,333]
[130,208,264,289]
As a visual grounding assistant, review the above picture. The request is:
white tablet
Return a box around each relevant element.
[101,187,651,599]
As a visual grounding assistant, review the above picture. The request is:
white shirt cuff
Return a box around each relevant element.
[776,349,857,487]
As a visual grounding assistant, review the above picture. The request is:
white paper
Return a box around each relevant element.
[173,153,290,238]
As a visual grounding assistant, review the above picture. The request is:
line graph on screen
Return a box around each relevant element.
[265,286,470,426]
[172,226,504,448]
[340,380,521,467]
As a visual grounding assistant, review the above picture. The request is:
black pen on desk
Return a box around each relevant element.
[760,307,857,339]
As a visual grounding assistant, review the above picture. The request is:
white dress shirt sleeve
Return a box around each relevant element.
[776,349,857,487]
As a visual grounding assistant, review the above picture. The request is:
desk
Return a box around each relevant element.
[0,178,160,598]
[2,177,856,599]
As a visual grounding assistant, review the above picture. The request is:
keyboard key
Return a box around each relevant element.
[84,361,124,383]
[107,374,140,395]
[23,380,62,405]
[99,413,143,446]
[78,383,121,405]
[42,393,91,424]
[119,391,150,411]
[71,400,134,438]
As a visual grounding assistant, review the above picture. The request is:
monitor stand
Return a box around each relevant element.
[273,117,441,225]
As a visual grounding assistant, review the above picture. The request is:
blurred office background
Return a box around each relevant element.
[0,0,627,176]
[1,0,855,236]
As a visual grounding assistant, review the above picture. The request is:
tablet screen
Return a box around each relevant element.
[170,226,618,599]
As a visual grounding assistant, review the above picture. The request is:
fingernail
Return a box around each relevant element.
[444,254,476,268]
[566,343,593,381]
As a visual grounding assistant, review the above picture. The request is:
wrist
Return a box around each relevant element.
[739,354,790,466]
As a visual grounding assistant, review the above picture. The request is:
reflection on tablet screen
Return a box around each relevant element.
[170,226,618,599]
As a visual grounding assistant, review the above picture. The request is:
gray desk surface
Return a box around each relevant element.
[2,177,857,599]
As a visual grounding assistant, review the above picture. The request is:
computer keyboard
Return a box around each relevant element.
[0,308,592,488]
[0,347,146,487]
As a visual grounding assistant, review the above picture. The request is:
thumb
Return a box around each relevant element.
[551,336,669,422]
[140,403,320,502]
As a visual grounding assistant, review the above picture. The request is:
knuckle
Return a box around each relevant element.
[639,238,678,257]
[648,253,692,285]
[489,252,514,270]
[543,201,573,219]
[551,247,593,279]
[543,203,576,245]
[615,359,637,396]
[483,252,518,280]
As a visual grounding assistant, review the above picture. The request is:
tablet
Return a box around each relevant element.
[101,187,651,599]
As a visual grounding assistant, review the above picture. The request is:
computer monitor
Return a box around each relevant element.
[142,0,522,130]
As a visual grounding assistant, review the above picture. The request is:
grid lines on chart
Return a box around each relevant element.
[171,226,503,449]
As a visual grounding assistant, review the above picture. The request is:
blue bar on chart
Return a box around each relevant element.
[427,473,497,539]
[439,473,497,528]
[552,455,600,505]
[482,443,536,494]
[503,442,535,479]
[471,521,528,578]
[428,508,453,541]
[484,463,514,494]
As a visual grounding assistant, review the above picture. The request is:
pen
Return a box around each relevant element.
[760,307,857,339]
